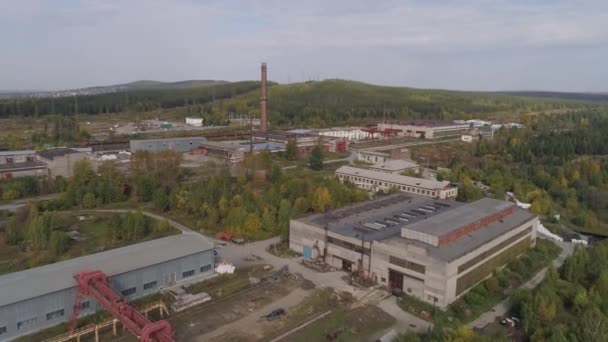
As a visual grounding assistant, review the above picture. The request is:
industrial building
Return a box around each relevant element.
[289,194,537,308]
[368,159,419,175]
[129,137,208,153]
[354,148,411,164]
[0,233,214,341]
[198,140,285,164]
[0,150,46,179]
[37,148,97,178]
[315,127,368,141]
[253,131,348,154]
[377,120,470,139]
[336,166,457,199]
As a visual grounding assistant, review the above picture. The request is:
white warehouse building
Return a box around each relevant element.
[336,165,457,199]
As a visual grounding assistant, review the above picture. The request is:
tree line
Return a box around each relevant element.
[0,81,261,118]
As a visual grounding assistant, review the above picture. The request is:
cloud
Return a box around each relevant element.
[0,0,606,91]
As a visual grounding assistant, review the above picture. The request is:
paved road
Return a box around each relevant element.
[468,240,576,329]
[0,193,60,211]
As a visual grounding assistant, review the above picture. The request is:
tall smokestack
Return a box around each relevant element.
[260,62,268,132]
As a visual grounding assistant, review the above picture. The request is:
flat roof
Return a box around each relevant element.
[202,140,285,152]
[0,150,36,157]
[383,206,535,262]
[403,198,515,237]
[38,148,80,160]
[384,120,467,128]
[299,193,460,241]
[0,233,213,308]
[370,159,419,172]
[130,137,208,143]
[336,166,451,190]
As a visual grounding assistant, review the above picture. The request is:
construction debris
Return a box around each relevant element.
[216,262,236,274]
[169,287,211,313]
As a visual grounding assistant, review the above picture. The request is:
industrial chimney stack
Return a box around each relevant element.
[260,62,268,132]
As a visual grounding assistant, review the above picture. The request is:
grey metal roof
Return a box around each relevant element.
[300,193,461,241]
[0,233,213,308]
[382,207,536,262]
[369,160,419,172]
[0,150,36,157]
[403,198,516,237]
[336,166,451,190]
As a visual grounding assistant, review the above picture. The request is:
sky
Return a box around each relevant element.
[1,0,607,92]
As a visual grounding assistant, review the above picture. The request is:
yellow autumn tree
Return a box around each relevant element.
[312,187,332,212]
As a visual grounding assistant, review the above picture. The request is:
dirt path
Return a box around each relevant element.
[192,288,312,342]
[468,240,575,329]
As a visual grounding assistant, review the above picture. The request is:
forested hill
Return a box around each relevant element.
[499,91,608,103]
[0,79,601,122]
[212,80,600,127]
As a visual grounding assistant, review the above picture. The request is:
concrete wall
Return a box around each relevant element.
[0,250,213,341]
[372,241,449,307]
[39,153,96,178]
[130,138,207,153]
[377,123,469,139]
[289,220,326,259]
[443,218,538,305]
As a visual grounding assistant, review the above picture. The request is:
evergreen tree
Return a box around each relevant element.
[309,145,324,170]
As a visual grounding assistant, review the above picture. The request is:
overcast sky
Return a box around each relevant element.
[1,0,607,92]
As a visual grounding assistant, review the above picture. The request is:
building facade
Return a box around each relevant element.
[315,127,367,141]
[0,234,214,341]
[37,148,96,178]
[377,120,470,139]
[289,194,537,308]
[129,137,208,153]
[336,166,457,199]
[0,151,46,179]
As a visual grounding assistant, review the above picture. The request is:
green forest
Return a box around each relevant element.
[1,79,601,129]
[442,111,608,235]
[0,81,261,118]
[208,80,599,127]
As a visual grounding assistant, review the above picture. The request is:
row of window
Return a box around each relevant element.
[327,236,370,256]
[0,265,214,336]
[389,255,426,274]
[339,174,439,197]
[457,226,533,274]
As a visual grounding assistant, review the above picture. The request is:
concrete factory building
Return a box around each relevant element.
[0,150,47,179]
[37,148,97,178]
[0,233,214,341]
[336,166,457,199]
[129,137,208,153]
[377,120,470,139]
[369,159,419,175]
[289,194,538,308]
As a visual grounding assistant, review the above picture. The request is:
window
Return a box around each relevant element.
[46,309,65,321]
[389,255,426,274]
[144,281,158,290]
[81,301,91,310]
[327,236,370,256]
[0,326,6,335]
[17,317,37,331]
[121,287,136,296]
[200,264,212,273]
[182,269,195,278]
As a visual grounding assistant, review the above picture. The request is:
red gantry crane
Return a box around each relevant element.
[68,270,175,342]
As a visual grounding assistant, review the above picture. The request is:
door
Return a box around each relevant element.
[389,269,404,295]
[303,246,313,259]
[342,259,353,272]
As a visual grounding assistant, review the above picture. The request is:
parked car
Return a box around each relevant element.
[265,308,286,321]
